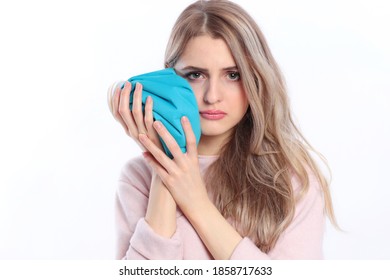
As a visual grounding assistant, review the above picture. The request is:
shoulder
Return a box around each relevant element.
[118,155,153,196]
[290,168,325,218]
[291,167,323,196]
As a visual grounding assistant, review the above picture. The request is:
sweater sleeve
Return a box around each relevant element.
[229,171,326,260]
[115,157,184,259]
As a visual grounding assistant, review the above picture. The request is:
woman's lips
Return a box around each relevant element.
[199,110,227,120]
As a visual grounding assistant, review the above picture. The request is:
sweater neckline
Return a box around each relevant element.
[198,154,219,158]
[198,154,219,159]
[198,154,219,166]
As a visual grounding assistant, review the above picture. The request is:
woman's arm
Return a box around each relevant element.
[140,118,326,260]
[229,172,325,259]
[116,158,183,260]
[183,198,243,259]
[109,82,181,259]
[144,173,177,238]
[139,118,242,259]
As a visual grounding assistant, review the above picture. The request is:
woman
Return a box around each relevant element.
[108,0,337,260]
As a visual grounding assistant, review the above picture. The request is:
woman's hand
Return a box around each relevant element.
[139,116,209,214]
[139,118,243,259]
[107,81,163,151]
[108,81,177,238]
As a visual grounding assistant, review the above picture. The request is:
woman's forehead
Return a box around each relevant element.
[176,35,236,69]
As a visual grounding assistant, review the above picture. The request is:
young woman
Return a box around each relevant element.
[108,0,337,260]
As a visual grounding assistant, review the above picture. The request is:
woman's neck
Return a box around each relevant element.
[197,134,229,156]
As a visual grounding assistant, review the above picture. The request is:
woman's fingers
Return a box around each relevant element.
[144,96,154,131]
[132,83,148,135]
[107,82,126,131]
[139,133,176,174]
[181,116,197,156]
[107,81,124,117]
[139,119,185,170]
[133,84,163,150]
[155,122,184,156]
[109,80,168,154]
[107,82,115,114]
[118,82,138,137]
[142,151,170,183]
[141,118,198,166]
[144,96,163,149]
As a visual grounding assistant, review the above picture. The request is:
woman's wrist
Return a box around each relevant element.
[186,199,242,259]
[145,175,177,238]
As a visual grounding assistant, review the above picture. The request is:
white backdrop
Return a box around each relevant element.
[0,0,389,259]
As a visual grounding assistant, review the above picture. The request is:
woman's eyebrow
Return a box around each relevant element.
[223,66,238,71]
[177,66,209,73]
[176,65,238,72]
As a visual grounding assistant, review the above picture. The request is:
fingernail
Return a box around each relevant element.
[182,116,188,122]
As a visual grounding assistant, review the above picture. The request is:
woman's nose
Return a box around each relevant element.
[203,78,222,104]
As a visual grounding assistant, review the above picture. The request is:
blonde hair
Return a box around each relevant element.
[165,0,337,252]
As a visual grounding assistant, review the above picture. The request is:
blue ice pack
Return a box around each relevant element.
[126,68,201,157]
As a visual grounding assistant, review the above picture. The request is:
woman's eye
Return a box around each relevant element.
[227,71,240,81]
[186,72,203,80]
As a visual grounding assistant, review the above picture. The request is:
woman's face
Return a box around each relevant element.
[175,35,249,147]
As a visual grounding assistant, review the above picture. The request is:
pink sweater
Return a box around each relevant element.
[115,155,325,260]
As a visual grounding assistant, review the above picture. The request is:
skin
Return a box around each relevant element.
[174,35,249,155]
[112,35,249,259]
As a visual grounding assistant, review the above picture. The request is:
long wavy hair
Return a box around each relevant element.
[165,0,337,253]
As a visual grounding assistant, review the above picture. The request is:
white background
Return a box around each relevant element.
[0,0,389,259]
